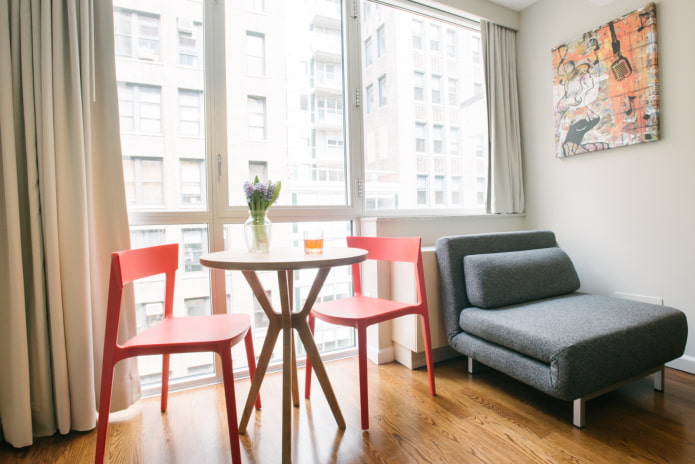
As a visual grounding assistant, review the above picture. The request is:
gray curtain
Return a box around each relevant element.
[481,20,525,214]
[0,0,138,447]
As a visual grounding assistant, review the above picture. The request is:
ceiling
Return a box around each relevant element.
[485,0,538,11]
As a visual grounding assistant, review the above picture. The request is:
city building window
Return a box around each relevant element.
[415,123,426,152]
[417,175,428,205]
[131,228,166,249]
[378,75,386,107]
[247,96,266,139]
[434,175,445,205]
[182,227,208,272]
[248,161,268,181]
[185,297,210,316]
[316,61,339,87]
[431,75,442,104]
[477,176,486,204]
[180,159,205,205]
[377,25,385,57]
[366,84,374,114]
[474,81,484,96]
[446,29,458,58]
[472,35,481,64]
[245,0,265,13]
[178,19,202,67]
[364,36,373,66]
[114,9,161,61]
[246,31,265,75]
[413,72,425,101]
[433,125,444,154]
[448,78,458,106]
[316,96,343,123]
[429,24,441,53]
[179,89,203,136]
[449,127,460,156]
[118,83,162,133]
[450,176,462,204]
[411,19,424,50]
[123,156,164,206]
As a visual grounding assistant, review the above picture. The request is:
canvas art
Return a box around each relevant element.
[552,3,659,158]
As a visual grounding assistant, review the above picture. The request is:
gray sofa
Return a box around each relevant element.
[435,230,688,427]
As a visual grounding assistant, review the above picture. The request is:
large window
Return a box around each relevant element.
[113,0,489,390]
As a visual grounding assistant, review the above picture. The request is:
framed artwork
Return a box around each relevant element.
[552,3,659,158]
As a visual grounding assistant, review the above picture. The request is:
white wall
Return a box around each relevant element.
[517,0,695,373]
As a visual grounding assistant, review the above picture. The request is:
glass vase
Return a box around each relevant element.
[244,211,272,252]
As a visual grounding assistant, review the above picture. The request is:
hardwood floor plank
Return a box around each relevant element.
[1,357,693,463]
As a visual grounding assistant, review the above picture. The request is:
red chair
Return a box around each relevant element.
[95,243,260,464]
[304,236,436,429]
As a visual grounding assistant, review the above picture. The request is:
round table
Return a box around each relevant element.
[200,247,368,463]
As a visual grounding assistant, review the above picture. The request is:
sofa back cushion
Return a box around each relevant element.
[463,247,580,309]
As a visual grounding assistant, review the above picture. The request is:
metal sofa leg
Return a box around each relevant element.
[654,366,665,392]
[573,398,586,428]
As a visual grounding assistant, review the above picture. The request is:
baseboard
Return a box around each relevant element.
[666,355,695,374]
[393,343,460,369]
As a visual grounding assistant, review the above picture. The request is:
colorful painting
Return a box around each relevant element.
[552,3,659,158]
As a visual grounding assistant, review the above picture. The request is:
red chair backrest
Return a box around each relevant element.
[346,236,425,305]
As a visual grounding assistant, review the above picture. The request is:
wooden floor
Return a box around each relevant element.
[1,357,694,463]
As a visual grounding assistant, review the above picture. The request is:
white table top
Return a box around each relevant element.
[199,247,368,271]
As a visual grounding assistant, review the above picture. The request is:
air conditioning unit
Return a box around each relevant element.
[138,46,156,61]
[178,18,195,34]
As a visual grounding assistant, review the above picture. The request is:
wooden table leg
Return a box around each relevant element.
[277,270,293,464]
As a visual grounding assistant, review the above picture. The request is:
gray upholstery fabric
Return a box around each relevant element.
[435,230,558,342]
[464,247,580,308]
[435,230,689,402]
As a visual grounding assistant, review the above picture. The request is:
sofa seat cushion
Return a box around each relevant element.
[463,247,580,309]
[459,293,687,364]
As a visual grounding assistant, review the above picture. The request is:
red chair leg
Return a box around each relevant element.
[357,326,369,430]
[243,329,262,410]
[219,349,242,464]
[94,365,115,464]
[420,313,436,396]
[160,353,170,412]
[304,314,315,399]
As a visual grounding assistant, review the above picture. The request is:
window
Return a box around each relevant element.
[364,36,373,66]
[378,75,386,106]
[179,89,203,136]
[472,35,481,64]
[245,0,265,13]
[449,128,460,156]
[477,177,486,204]
[446,29,458,58]
[377,25,385,57]
[412,19,424,50]
[181,159,205,205]
[431,75,442,104]
[434,175,445,205]
[429,24,441,53]
[413,72,425,101]
[183,228,208,272]
[432,125,443,154]
[178,19,202,66]
[316,61,339,87]
[123,157,164,206]
[417,175,428,205]
[450,176,462,204]
[366,84,375,114]
[118,83,162,133]
[114,9,161,61]
[113,0,489,391]
[185,297,210,316]
[448,78,458,106]
[247,96,266,139]
[415,123,426,152]
[246,31,265,75]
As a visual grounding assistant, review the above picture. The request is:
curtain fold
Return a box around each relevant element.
[481,20,525,214]
[0,0,138,448]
